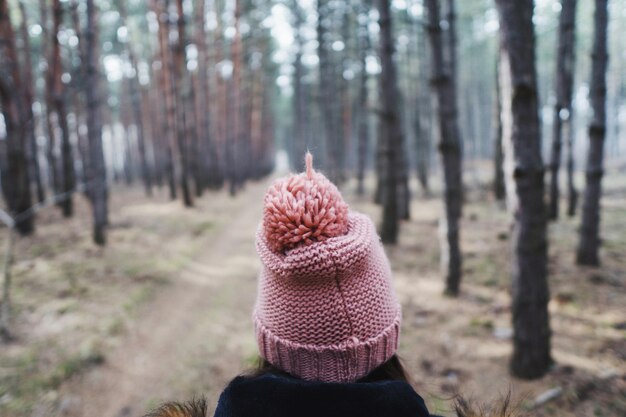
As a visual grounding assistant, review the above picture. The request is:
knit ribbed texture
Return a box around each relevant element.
[254,153,400,383]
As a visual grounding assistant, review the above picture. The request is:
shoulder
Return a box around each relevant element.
[214,374,436,417]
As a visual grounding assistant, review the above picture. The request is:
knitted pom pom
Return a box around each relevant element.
[263,152,349,252]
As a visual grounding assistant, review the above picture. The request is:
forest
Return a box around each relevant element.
[0,0,624,416]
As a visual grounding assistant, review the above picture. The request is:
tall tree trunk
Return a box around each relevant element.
[214,1,229,188]
[576,0,609,266]
[147,66,165,189]
[356,2,370,196]
[493,55,505,201]
[85,0,108,245]
[229,0,243,195]
[172,0,193,206]
[41,0,60,196]
[51,0,75,217]
[338,2,351,185]
[0,0,33,235]
[565,114,578,216]
[495,0,552,379]
[549,0,578,220]
[196,0,221,189]
[292,0,307,171]
[414,19,431,196]
[377,0,403,244]
[18,1,45,204]
[153,0,177,200]
[69,0,89,187]
[193,0,211,192]
[426,0,463,296]
[118,0,152,197]
[317,0,339,180]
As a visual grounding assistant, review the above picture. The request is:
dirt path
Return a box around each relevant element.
[58,183,267,417]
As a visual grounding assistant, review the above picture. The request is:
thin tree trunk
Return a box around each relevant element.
[377,0,403,244]
[292,0,307,171]
[495,0,552,379]
[0,0,33,235]
[0,227,15,340]
[549,0,578,220]
[426,0,463,296]
[565,114,578,216]
[154,0,177,200]
[172,0,193,206]
[85,0,108,245]
[118,0,152,197]
[200,0,222,189]
[229,0,243,195]
[317,0,338,180]
[414,19,431,196]
[576,0,609,266]
[338,3,351,185]
[69,0,89,187]
[41,0,60,196]
[193,0,209,193]
[356,2,370,196]
[51,0,75,217]
[493,54,505,201]
[18,1,45,204]
[147,66,165,189]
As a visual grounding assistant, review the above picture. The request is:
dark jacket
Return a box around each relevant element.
[213,373,439,417]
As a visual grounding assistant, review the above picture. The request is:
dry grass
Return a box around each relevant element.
[343,174,625,417]
[0,185,249,415]
[0,171,624,417]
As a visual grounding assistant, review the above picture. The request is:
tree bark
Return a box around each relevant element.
[18,1,45,204]
[228,0,244,195]
[153,0,177,200]
[85,0,108,245]
[576,0,609,266]
[495,0,552,379]
[565,107,578,216]
[193,0,221,191]
[426,0,463,296]
[415,18,431,196]
[356,2,371,196]
[337,2,351,185]
[51,0,75,217]
[118,0,152,197]
[548,0,578,220]
[377,0,404,244]
[172,0,193,206]
[0,0,33,235]
[69,0,90,188]
[41,0,60,196]
[493,54,505,201]
[292,0,307,172]
[317,0,339,180]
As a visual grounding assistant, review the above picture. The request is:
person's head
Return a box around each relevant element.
[254,152,401,383]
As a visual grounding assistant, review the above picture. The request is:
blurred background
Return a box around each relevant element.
[0,0,624,416]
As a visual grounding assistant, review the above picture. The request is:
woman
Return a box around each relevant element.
[146,154,515,417]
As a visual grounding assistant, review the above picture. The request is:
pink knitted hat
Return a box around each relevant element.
[254,153,401,383]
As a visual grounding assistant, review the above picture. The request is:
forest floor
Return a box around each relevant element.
[0,171,624,417]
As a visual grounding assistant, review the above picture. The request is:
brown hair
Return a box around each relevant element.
[143,397,208,417]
